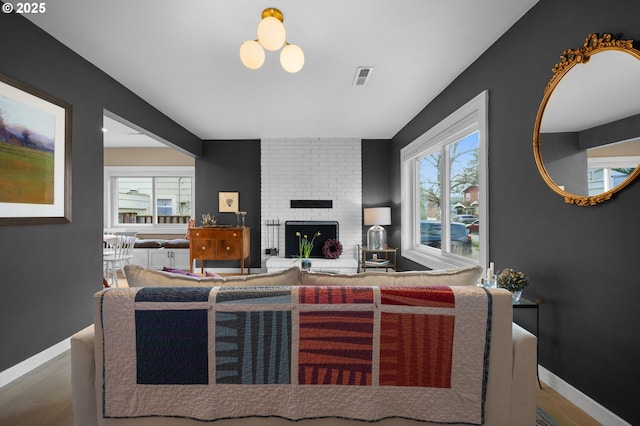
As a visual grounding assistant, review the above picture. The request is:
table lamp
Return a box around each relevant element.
[364,207,391,249]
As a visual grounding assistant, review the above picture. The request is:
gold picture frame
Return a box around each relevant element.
[0,72,72,225]
[218,191,239,212]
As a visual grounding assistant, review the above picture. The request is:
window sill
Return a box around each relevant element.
[402,245,477,271]
[105,224,187,235]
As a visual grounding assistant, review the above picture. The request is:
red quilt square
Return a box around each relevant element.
[380,286,455,308]
[298,311,374,385]
[379,312,454,388]
[299,286,374,305]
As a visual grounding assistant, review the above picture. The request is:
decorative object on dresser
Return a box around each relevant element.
[235,211,247,227]
[185,218,196,239]
[189,226,251,274]
[364,207,391,249]
[201,213,216,226]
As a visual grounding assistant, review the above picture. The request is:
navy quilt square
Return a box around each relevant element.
[134,287,211,303]
[135,309,208,384]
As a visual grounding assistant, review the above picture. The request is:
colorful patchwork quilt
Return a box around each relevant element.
[98,285,492,424]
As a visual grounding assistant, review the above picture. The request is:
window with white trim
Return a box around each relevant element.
[104,166,194,230]
[401,91,488,270]
[587,155,640,195]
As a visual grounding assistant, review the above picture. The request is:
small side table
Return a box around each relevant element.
[358,245,397,272]
[513,296,544,388]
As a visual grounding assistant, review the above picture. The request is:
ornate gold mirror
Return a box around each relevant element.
[533,34,640,206]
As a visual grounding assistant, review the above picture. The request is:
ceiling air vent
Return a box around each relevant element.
[353,66,374,87]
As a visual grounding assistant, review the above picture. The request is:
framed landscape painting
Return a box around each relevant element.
[0,73,72,225]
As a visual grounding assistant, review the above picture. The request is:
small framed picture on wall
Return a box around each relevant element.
[219,191,239,212]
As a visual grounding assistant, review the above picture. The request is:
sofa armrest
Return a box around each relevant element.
[510,323,537,426]
[71,325,98,426]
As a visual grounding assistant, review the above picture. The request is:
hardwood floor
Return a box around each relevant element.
[537,384,601,426]
[0,347,600,426]
[0,351,71,426]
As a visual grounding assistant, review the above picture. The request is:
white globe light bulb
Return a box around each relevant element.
[257,16,286,51]
[280,44,304,73]
[239,40,265,70]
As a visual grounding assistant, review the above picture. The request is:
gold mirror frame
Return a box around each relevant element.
[533,33,640,206]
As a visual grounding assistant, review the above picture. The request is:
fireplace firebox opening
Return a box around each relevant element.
[284,221,338,258]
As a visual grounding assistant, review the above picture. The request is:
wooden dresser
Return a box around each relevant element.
[189,227,250,274]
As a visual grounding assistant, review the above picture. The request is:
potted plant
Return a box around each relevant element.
[296,231,320,271]
[497,268,530,302]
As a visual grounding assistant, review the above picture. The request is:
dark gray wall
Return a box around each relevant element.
[195,140,261,269]
[362,139,392,245]
[0,12,201,371]
[390,0,640,422]
[580,113,640,149]
[540,132,587,194]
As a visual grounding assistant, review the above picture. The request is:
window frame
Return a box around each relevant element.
[587,155,640,193]
[401,90,488,270]
[104,166,195,233]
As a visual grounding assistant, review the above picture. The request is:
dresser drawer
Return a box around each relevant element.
[215,230,242,240]
[191,230,209,239]
[192,239,216,258]
[216,240,241,258]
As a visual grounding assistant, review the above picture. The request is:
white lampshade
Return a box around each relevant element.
[257,16,286,51]
[280,43,304,73]
[364,207,391,226]
[239,40,265,70]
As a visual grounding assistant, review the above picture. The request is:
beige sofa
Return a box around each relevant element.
[71,265,537,426]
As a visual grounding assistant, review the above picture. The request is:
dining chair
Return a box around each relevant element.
[103,231,137,287]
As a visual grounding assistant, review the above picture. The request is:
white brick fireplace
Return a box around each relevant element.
[260,138,362,269]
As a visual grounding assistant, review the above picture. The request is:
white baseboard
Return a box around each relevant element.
[0,335,72,389]
[539,365,630,425]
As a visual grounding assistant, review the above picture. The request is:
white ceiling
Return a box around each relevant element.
[102,115,166,148]
[541,49,640,133]
[26,0,540,147]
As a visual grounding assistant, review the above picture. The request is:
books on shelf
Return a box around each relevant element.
[365,259,390,267]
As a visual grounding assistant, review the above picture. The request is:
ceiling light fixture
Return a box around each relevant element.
[239,7,304,73]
